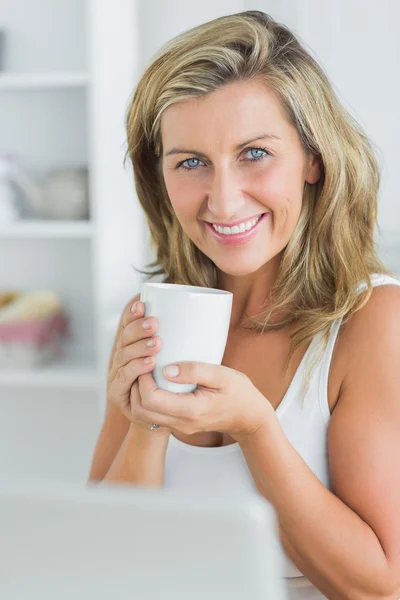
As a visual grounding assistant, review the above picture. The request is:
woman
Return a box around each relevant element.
[88,10,400,599]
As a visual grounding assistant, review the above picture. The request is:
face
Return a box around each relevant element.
[160,78,321,278]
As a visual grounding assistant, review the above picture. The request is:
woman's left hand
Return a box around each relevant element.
[136,361,273,442]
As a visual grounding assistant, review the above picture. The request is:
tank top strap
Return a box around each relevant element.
[317,316,344,422]
[355,272,400,293]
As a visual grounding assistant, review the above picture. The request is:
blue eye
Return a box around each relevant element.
[180,157,201,170]
[246,148,266,160]
[176,146,270,171]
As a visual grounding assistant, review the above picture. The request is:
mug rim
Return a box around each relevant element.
[142,283,232,296]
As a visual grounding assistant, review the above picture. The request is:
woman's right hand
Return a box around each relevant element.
[107,299,170,436]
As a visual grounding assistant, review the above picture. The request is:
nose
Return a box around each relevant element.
[206,166,246,222]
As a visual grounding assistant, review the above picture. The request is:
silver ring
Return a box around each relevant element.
[150,423,159,431]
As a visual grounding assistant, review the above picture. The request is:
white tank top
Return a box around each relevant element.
[163,273,400,599]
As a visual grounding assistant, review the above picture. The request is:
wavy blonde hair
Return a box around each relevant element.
[125,10,395,400]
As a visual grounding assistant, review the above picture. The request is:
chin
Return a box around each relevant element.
[213,257,268,277]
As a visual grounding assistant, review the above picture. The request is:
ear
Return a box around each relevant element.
[305,153,322,185]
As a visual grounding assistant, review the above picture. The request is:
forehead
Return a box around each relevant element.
[160,79,292,143]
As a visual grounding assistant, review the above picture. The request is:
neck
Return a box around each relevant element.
[217,254,282,330]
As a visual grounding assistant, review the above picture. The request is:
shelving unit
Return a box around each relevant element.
[0,71,89,91]
[0,362,100,390]
[0,220,94,239]
[0,0,145,481]
[0,0,94,395]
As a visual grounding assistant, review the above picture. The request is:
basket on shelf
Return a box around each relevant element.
[0,290,70,368]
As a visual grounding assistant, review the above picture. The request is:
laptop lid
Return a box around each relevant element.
[0,478,287,600]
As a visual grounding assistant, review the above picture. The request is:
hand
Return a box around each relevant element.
[107,300,170,436]
[136,361,274,442]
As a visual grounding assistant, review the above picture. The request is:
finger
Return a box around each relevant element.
[119,315,159,349]
[121,299,144,328]
[162,361,231,390]
[112,335,162,372]
[118,379,139,422]
[135,374,185,428]
[138,372,198,420]
[110,315,160,381]
[109,355,156,398]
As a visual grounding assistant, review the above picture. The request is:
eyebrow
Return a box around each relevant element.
[163,133,281,158]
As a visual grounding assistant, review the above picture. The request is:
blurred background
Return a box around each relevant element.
[0,0,398,485]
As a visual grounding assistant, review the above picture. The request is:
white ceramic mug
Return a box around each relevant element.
[140,282,233,393]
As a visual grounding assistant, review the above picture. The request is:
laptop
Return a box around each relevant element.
[0,477,287,600]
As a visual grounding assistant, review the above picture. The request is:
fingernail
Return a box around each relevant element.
[142,320,151,329]
[146,338,155,347]
[131,302,138,313]
[164,365,179,377]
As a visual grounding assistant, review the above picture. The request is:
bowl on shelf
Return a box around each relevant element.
[9,161,90,221]
[40,167,90,220]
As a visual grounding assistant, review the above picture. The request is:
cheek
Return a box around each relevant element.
[163,172,199,219]
[256,162,303,210]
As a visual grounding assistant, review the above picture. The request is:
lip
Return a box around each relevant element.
[207,213,267,228]
[205,212,269,246]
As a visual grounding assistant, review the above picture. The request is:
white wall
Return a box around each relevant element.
[138,0,248,70]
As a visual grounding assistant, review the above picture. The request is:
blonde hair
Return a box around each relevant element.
[125,10,395,401]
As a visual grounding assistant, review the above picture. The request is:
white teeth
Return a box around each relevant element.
[212,215,262,235]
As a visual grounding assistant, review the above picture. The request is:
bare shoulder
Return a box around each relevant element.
[327,283,400,413]
[332,282,400,412]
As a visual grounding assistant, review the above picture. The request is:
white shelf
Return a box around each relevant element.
[0,72,89,91]
[0,220,94,239]
[0,361,100,390]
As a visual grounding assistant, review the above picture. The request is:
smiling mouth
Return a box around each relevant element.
[209,213,265,235]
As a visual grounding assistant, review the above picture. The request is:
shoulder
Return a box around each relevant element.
[329,282,400,412]
[329,281,400,418]
[345,280,400,331]
[339,282,400,378]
